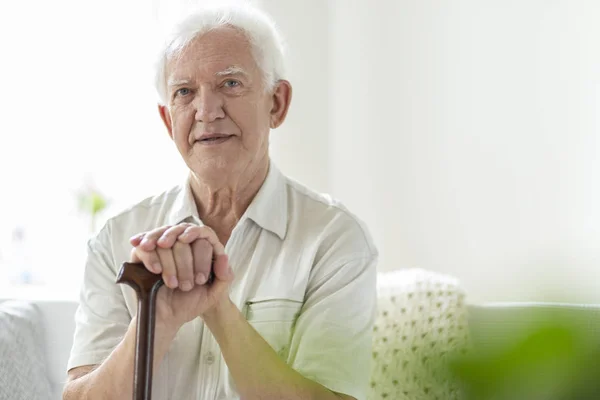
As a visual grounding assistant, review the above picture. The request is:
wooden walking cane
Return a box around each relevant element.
[116,260,215,400]
[116,262,164,400]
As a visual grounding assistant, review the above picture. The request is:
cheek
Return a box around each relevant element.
[170,108,195,142]
[230,99,271,141]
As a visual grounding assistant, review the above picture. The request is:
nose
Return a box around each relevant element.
[194,86,225,123]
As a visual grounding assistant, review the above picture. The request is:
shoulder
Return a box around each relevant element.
[284,176,378,262]
[90,184,184,262]
[107,184,182,231]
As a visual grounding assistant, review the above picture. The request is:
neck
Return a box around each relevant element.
[189,159,270,242]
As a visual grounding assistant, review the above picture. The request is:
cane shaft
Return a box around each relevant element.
[116,262,164,400]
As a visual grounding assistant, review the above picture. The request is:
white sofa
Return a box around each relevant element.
[0,299,78,400]
[2,270,599,400]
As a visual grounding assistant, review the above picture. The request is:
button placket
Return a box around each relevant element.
[204,351,216,365]
[197,324,221,399]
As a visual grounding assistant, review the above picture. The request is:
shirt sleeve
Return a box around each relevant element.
[287,253,378,400]
[67,223,132,371]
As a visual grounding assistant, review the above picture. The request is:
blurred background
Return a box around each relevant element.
[0,0,598,303]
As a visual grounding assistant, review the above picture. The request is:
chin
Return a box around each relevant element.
[188,155,237,178]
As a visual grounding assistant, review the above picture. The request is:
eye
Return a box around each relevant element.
[223,80,241,88]
[175,88,191,97]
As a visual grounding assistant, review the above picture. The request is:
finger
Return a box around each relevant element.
[156,224,191,249]
[140,226,172,251]
[129,247,142,263]
[132,247,162,274]
[129,232,145,247]
[173,241,194,291]
[191,239,213,285]
[177,226,225,256]
[157,247,178,289]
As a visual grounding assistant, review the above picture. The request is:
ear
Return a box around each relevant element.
[158,105,174,139]
[269,80,292,129]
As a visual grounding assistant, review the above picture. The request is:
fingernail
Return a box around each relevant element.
[152,263,162,273]
[180,281,192,291]
[227,265,234,277]
[195,273,207,285]
[168,276,178,288]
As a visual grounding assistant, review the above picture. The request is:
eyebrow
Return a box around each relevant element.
[167,66,249,88]
[214,66,249,78]
[167,78,192,88]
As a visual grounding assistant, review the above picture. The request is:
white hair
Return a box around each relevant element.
[154,4,287,105]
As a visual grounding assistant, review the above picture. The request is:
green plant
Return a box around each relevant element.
[449,313,600,400]
[77,188,109,233]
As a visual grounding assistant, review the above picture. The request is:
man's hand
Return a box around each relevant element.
[129,224,234,331]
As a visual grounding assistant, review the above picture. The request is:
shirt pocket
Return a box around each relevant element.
[244,298,303,360]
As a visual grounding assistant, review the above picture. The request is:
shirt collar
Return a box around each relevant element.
[167,162,288,240]
[167,175,201,227]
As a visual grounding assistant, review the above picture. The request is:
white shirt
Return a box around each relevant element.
[67,163,378,400]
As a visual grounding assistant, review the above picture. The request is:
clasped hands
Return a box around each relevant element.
[128,223,234,329]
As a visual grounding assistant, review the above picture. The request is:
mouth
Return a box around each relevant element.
[196,134,234,146]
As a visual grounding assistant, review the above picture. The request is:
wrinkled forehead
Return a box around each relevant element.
[166,26,260,79]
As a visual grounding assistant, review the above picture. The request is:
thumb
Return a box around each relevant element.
[206,254,233,298]
[212,253,233,283]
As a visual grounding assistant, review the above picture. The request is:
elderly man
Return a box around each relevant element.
[63,4,377,400]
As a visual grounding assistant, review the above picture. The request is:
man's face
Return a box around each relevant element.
[159,27,285,180]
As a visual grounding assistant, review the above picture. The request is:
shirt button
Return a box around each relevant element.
[204,352,215,365]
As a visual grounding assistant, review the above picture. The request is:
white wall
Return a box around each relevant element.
[258,0,331,194]
[264,0,600,303]
[3,0,596,303]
